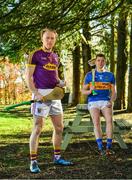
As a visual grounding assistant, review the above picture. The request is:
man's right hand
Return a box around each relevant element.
[34,91,43,101]
[90,85,95,91]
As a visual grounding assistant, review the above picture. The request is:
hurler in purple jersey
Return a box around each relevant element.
[28,48,59,89]
[26,28,73,173]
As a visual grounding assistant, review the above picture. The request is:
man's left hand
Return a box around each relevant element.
[57,80,66,88]
[107,101,113,108]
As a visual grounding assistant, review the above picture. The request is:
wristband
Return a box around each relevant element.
[32,89,38,94]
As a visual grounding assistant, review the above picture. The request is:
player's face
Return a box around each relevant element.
[95,57,105,70]
[42,31,56,50]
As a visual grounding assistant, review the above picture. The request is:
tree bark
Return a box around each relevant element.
[114,9,128,110]
[82,23,91,75]
[72,44,80,105]
[127,14,132,112]
[110,14,115,73]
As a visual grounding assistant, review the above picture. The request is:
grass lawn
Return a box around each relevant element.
[0,108,54,178]
[0,106,132,179]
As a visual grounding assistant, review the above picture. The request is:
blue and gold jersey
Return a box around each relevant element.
[84,70,116,102]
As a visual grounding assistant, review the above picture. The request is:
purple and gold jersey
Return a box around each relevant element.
[84,70,116,102]
[27,48,59,89]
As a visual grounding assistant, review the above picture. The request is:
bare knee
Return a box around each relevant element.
[54,125,64,135]
[33,125,43,136]
[32,117,43,136]
[106,118,113,126]
[93,119,100,129]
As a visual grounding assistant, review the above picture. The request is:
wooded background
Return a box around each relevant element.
[0,0,131,111]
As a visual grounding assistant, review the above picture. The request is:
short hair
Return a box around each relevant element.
[96,53,106,59]
[40,28,58,39]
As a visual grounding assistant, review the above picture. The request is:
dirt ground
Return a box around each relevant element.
[0,107,132,179]
[0,133,132,179]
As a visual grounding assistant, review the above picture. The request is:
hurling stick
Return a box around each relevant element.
[4,87,64,111]
[42,87,64,101]
[92,69,97,95]
[4,100,35,111]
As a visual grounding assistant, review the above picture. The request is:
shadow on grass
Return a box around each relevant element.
[0,131,54,141]
[0,110,32,118]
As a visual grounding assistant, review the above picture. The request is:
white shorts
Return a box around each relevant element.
[31,89,63,117]
[88,100,110,110]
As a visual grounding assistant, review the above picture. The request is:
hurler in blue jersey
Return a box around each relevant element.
[82,53,117,156]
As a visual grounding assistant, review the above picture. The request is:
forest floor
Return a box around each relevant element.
[0,105,132,179]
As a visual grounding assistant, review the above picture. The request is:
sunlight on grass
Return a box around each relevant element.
[0,117,32,135]
[0,110,54,150]
[0,111,53,134]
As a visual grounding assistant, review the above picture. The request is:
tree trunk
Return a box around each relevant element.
[127,14,132,112]
[72,44,80,105]
[110,14,115,73]
[81,23,91,76]
[114,9,128,110]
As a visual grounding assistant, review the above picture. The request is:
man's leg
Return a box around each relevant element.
[101,106,113,154]
[51,114,63,156]
[89,108,104,154]
[50,114,73,165]
[30,116,43,173]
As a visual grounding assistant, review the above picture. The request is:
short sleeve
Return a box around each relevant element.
[111,73,116,85]
[27,52,38,66]
[53,53,59,67]
[84,72,91,85]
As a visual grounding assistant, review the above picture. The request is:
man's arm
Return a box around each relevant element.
[56,69,66,88]
[25,66,43,100]
[106,84,117,108]
[81,84,93,95]
[110,84,117,102]
[25,66,37,93]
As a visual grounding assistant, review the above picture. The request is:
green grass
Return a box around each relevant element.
[0,113,31,152]
[0,114,31,133]
[0,110,54,151]
[0,110,53,134]
[0,109,55,178]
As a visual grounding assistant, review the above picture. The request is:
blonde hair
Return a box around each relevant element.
[40,28,58,40]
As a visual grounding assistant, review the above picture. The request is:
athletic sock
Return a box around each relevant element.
[96,138,103,150]
[54,147,61,160]
[30,151,37,162]
[106,138,112,149]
